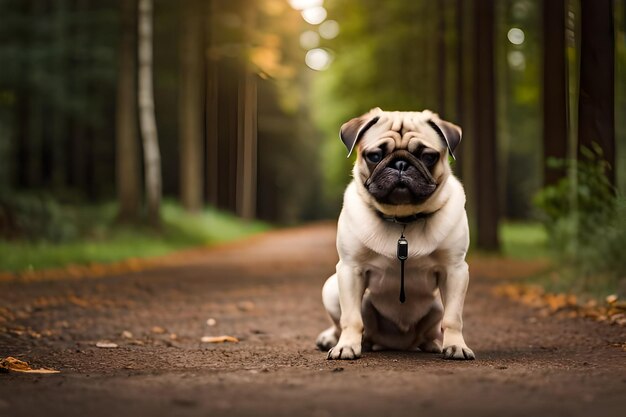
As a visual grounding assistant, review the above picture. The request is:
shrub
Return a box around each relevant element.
[0,192,78,242]
[534,145,625,295]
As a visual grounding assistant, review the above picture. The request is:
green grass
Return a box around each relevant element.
[499,221,549,260]
[1,208,549,274]
[469,221,549,260]
[0,202,269,273]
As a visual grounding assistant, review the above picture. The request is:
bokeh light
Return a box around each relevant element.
[319,20,340,39]
[300,30,320,49]
[289,0,323,10]
[305,48,332,71]
[302,6,327,25]
[508,50,526,70]
[507,27,525,45]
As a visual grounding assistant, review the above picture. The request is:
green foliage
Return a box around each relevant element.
[311,0,442,211]
[534,145,625,295]
[0,201,269,273]
[0,192,78,242]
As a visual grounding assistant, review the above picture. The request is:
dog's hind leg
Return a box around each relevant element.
[316,274,341,351]
[416,300,444,353]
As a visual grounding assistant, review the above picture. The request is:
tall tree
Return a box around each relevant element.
[179,0,204,212]
[472,0,499,250]
[138,0,162,226]
[51,0,69,190]
[205,1,219,208]
[578,0,615,184]
[453,0,470,183]
[235,4,258,220]
[116,0,141,221]
[236,66,258,220]
[542,0,568,186]
[436,0,447,114]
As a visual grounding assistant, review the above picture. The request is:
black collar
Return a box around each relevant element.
[376,210,437,224]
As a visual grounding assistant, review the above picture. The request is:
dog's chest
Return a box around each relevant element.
[365,255,440,301]
[363,254,441,331]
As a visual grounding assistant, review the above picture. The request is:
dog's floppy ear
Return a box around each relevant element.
[340,108,381,157]
[427,116,462,160]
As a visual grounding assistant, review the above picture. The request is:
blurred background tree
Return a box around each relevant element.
[0,0,625,287]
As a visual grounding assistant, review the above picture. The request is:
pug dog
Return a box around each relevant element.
[316,108,474,360]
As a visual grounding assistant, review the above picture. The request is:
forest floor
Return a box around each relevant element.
[1,223,625,417]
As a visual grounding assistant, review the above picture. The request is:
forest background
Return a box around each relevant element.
[0,0,624,296]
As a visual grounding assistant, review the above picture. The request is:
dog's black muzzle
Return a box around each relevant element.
[365,150,437,205]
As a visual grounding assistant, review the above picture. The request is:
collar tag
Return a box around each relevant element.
[397,230,408,303]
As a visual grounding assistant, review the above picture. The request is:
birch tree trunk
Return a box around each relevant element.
[179,0,204,212]
[138,0,162,226]
[116,0,141,221]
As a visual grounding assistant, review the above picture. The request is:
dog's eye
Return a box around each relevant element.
[420,152,438,167]
[365,151,383,163]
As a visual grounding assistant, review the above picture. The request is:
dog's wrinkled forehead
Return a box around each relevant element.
[359,110,444,152]
[340,108,462,158]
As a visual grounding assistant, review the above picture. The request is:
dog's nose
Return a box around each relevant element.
[393,160,409,172]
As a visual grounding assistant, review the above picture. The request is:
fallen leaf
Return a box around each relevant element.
[237,301,255,312]
[613,301,626,310]
[121,330,133,339]
[28,330,42,339]
[606,294,618,304]
[201,335,239,343]
[206,318,217,326]
[96,341,118,348]
[67,295,90,308]
[151,326,166,334]
[0,357,60,374]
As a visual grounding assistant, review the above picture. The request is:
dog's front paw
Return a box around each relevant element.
[442,345,475,360]
[442,330,475,360]
[327,343,361,360]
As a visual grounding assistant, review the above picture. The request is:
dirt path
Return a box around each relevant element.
[1,224,625,417]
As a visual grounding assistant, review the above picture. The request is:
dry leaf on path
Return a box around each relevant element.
[0,357,60,374]
[201,335,239,343]
[237,301,255,312]
[151,326,166,334]
[96,341,119,348]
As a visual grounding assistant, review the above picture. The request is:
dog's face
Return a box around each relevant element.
[340,109,461,212]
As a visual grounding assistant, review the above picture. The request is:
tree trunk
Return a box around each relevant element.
[578,0,615,184]
[116,0,141,221]
[205,59,219,206]
[472,0,500,250]
[26,0,44,189]
[138,0,162,226]
[205,0,219,207]
[236,68,258,220]
[542,0,568,186]
[179,0,204,212]
[51,0,69,190]
[436,1,447,114]
[235,5,258,220]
